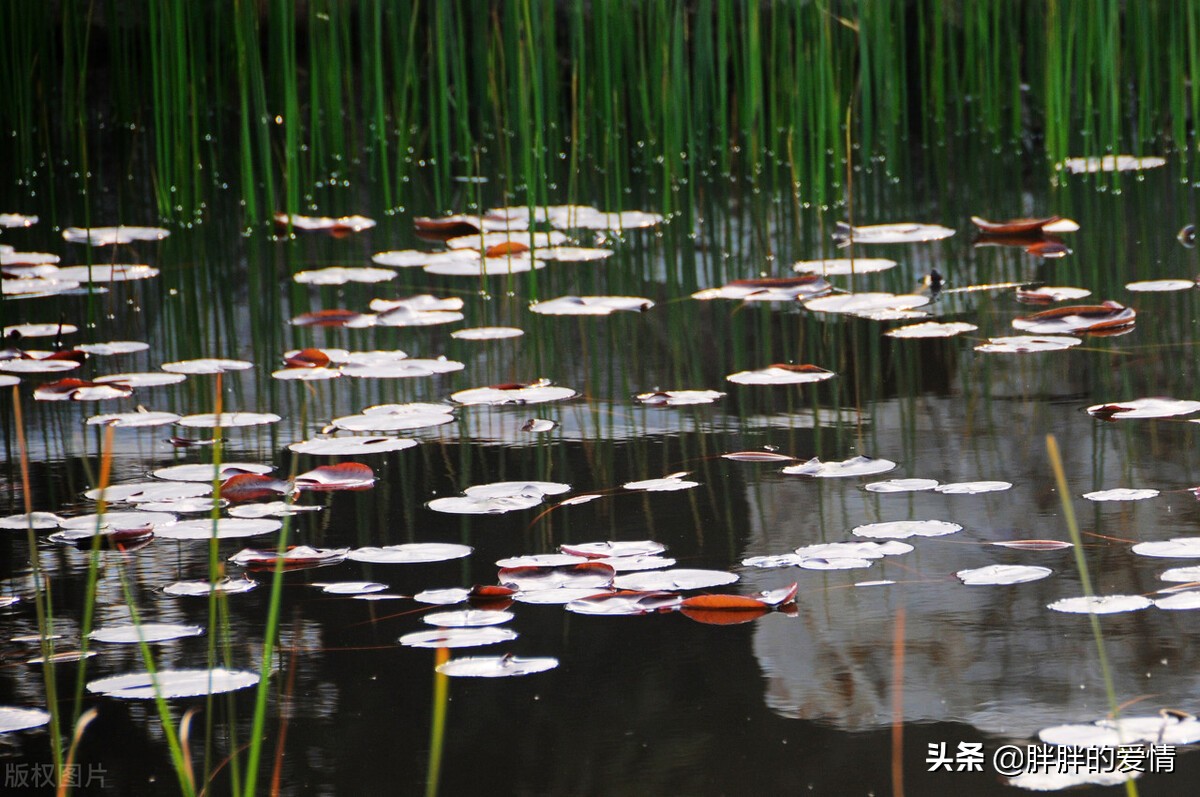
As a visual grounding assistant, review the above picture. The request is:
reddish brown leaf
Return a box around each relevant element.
[290,309,368,327]
[294,462,375,491]
[484,241,530,257]
[970,215,1061,235]
[681,594,771,610]
[284,348,332,368]
[1024,239,1072,258]
[220,474,295,503]
[680,606,769,625]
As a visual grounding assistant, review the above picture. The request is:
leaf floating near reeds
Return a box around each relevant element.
[533,246,614,262]
[156,519,282,541]
[423,253,546,277]
[721,451,798,463]
[1012,301,1135,335]
[332,403,455,431]
[1046,595,1152,614]
[969,216,1063,235]
[89,623,204,644]
[804,292,930,316]
[692,275,833,301]
[0,375,17,387]
[529,295,655,316]
[0,213,37,228]
[58,511,177,530]
[273,213,376,236]
[48,526,155,551]
[413,214,529,237]
[450,379,578,405]
[288,436,418,456]
[227,502,320,519]
[1057,155,1167,174]
[161,358,253,375]
[1082,488,1159,502]
[423,610,513,628]
[0,707,51,733]
[62,226,170,246]
[864,478,940,493]
[34,379,133,401]
[85,481,211,504]
[4,322,75,338]
[290,309,375,328]
[0,512,64,529]
[346,543,473,564]
[851,520,962,539]
[1,277,81,298]
[565,590,683,616]
[726,364,835,386]
[792,258,897,276]
[293,267,395,285]
[974,335,1082,353]
[1015,286,1092,304]
[832,221,955,245]
[559,540,666,559]
[1086,398,1200,420]
[0,358,80,374]
[635,389,725,406]
[229,546,349,571]
[317,582,388,595]
[451,326,524,340]
[497,554,587,568]
[96,372,186,387]
[77,341,150,356]
[436,654,558,678]
[1131,539,1200,558]
[428,481,570,515]
[162,577,258,597]
[87,668,259,699]
[1125,279,1195,292]
[445,231,567,252]
[153,462,273,481]
[885,322,978,339]
[177,411,282,428]
[499,562,616,592]
[1153,591,1200,611]
[400,627,518,649]
[956,565,1053,585]
[612,569,738,591]
[1159,566,1200,583]
[934,481,1012,495]
[623,473,699,492]
[782,456,897,478]
[521,418,556,432]
[55,265,160,283]
[294,463,375,491]
[989,539,1074,551]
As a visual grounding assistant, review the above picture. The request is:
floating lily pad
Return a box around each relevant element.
[436,654,558,678]
[726,364,836,385]
[0,707,52,733]
[86,481,211,504]
[832,222,955,244]
[154,518,281,540]
[77,341,150,356]
[153,463,273,482]
[400,627,518,649]
[1159,566,1200,582]
[792,257,897,275]
[177,412,282,428]
[565,590,682,616]
[934,481,1012,495]
[522,418,556,432]
[500,562,615,591]
[451,326,525,340]
[612,569,738,591]
[450,380,577,405]
[229,546,349,570]
[346,543,473,564]
[162,578,258,597]
[294,267,396,285]
[1132,538,1200,558]
[635,389,725,406]
[55,265,160,283]
[864,478,939,493]
[623,473,699,492]
[885,322,978,339]
[721,451,798,463]
[95,372,187,387]
[1057,155,1167,173]
[87,668,259,699]
[852,519,962,539]
[974,335,1082,353]
[1125,279,1194,292]
[318,581,389,595]
[560,540,667,559]
[161,358,253,375]
[1086,398,1200,420]
[529,295,654,316]
[1046,595,1153,614]
[1,512,64,529]
[805,292,930,315]
[295,463,375,491]
[782,456,897,478]
[1012,301,1135,335]
[62,225,170,245]
[423,610,514,627]
[1083,488,1159,502]
[87,410,181,427]
[288,436,418,456]
[692,275,833,302]
[89,623,204,643]
[1153,590,1200,610]
[956,565,1053,585]
[1015,286,1092,304]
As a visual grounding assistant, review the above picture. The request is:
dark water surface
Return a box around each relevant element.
[4,149,1200,796]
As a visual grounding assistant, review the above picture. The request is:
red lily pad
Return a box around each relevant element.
[294,463,375,491]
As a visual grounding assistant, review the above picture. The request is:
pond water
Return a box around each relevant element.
[4,144,1200,797]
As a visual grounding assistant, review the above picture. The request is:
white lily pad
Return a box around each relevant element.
[956,565,1053,585]
[87,668,259,699]
[852,519,962,539]
[346,543,473,564]
[1046,595,1153,614]
[89,623,204,643]
[400,627,518,648]
[436,655,558,678]
[1083,488,1159,502]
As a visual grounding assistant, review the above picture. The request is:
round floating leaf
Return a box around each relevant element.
[155,518,281,540]
[934,481,1012,495]
[1154,590,1200,610]
[792,257,897,275]
[529,295,654,316]
[975,335,1084,354]
[635,389,725,406]
[956,565,1053,585]
[726,364,836,385]
[136,497,221,514]
[521,418,557,432]
[1125,279,1194,293]
[294,463,375,491]
[1086,398,1200,420]
[595,555,676,572]
[1012,301,1135,335]
[0,358,80,373]
[1057,155,1167,174]
[1038,724,1125,747]
[161,358,253,374]
[229,546,349,571]
[1016,286,1092,304]
[852,519,962,539]
[288,436,418,456]
[450,379,578,405]
[162,577,258,597]
[832,222,955,244]
[77,341,149,356]
[87,410,181,427]
[1046,595,1153,614]
[89,623,204,643]
[721,451,798,463]
[782,456,897,478]
[436,654,558,678]
[34,378,133,401]
[612,568,738,591]
[499,562,615,591]
[423,610,514,627]
[1159,566,1200,582]
[794,540,914,560]
[95,372,187,387]
[989,539,1074,551]
[1083,488,1159,502]
[318,581,388,595]
[623,474,700,492]
[59,511,177,530]
[1132,539,1200,558]
[272,367,342,381]
[885,322,978,339]
[466,481,571,499]
[55,265,159,283]
[452,326,524,340]
[401,627,518,649]
[565,590,682,616]
[864,478,940,493]
[62,225,170,245]
[177,412,281,428]
[0,707,52,733]
[87,668,259,699]
[294,267,395,285]
[413,587,471,605]
[228,502,323,518]
[692,275,833,302]
[1,512,64,530]
[346,543,473,564]
[496,554,587,568]
[559,540,667,559]
[4,322,77,338]
[86,481,211,504]
[515,588,615,605]
[153,463,273,482]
